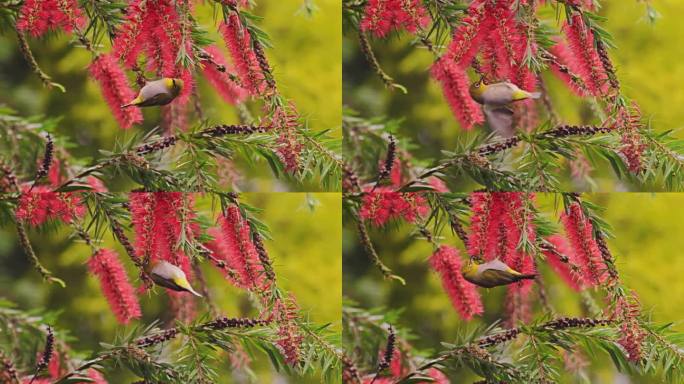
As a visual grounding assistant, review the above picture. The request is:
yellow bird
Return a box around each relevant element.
[148,260,202,297]
[461,259,536,288]
[122,78,183,108]
[469,80,541,138]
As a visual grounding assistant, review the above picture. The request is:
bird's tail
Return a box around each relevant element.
[528,91,542,99]
[517,273,537,281]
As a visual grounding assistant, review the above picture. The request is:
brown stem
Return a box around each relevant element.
[16,30,61,91]
[16,219,63,286]
[356,218,405,284]
[358,31,406,93]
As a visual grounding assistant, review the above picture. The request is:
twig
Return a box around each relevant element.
[356,217,405,285]
[16,219,64,287]
[358,30,407,93]
[15,30,63,91]
[396,317,612,383]
[28,326,54,384]
[399,125,614,191]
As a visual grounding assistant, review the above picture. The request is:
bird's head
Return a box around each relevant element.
[461,261,479,278]
[164,78,184,96]
[469,79,486,104]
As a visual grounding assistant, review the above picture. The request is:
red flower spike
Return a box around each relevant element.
[129,192,156,266]
[543,234,584,291]
[563,15,609,96]
[444,0,490,66]
[87,249,142,325]
[150,192,193,278]
[89,54,143,129]
[549,41,588,96]
[360,0,430,38]
[130,192,194,283]
[429,245,483,320]
[467,192,492,260]
[272,295,303,366]
[613,294,646,362]
[112,0,147,67]
[431,58,484,130]
[560,202,607,286]
[359,189,429,227]
[201,45,248,104]
[212,206,266,290]
[221,14,266,95]
[16,188,85,227]
[17,0,85,37]
[86,369,108,384]
[272,104,304,174]
[427,368,450,383]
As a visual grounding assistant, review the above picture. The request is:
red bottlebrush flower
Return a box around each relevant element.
[444,0,489,66]
[427,177,449,192]
[615,104,645,174]
[467,192,492,260]
[560,202,607,286]
[89,54,143,129]
[359,189,428,227]
[563,15,609,96]
[129,192,194,281]
[47,158,62,186]
[209,205,265,289]
[87,249,142,324]
[15,187,85,226]
[201,45,248,104]
[150,192,193,277]
[543,235,584,291]
[221,14,266,95]
[360,0,430,38]
[271,295,303,366]
[167,290,197,322]
[86,176,108,192]
[429,246,483,320]
[504,253,535,326]
[111,0,147,67]
[613,294,646,362]
[160,102,189,133]
[16,0,85,37]
[431,58,484,130]
[427,368,450,383]
[549,41,588,96]
[271,104,303,174]
[47,350,61,378]
[484,0,518,81]
[86,369,108,384]
[388,157,403,186]
[129,192,156,265]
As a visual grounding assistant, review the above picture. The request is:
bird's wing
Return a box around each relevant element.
[482,83,516,105]
[480,259,512,272]
[480,269,518,287]
[137,92,173,107]
[483,104,515,138]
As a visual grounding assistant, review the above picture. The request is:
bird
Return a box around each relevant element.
[461,259,536,288]
[147,260,202,297]
[121,78,184,108]
[469,80,541,138]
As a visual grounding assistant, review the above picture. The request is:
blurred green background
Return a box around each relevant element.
[0,0,341,191]
[343,1,683,191]
[343,193,684,383]
[0,192,341,383]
